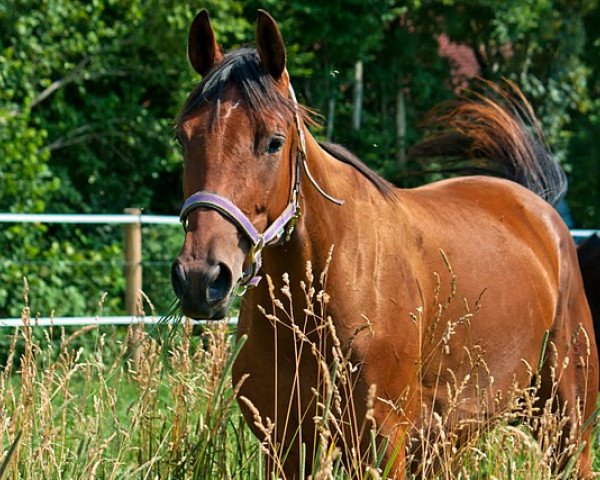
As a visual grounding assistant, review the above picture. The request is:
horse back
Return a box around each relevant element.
[399,175,592,388]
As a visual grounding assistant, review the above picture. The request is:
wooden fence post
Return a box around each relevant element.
[124,207,142,370]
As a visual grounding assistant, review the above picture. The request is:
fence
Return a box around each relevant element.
[1,211,181,328]
[0,316,238,327]
[0,212,598,328]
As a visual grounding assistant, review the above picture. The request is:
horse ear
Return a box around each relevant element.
[256,10,286,80]
[188,10,223,76]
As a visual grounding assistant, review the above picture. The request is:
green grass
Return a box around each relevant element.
[0,317,262,479]
[0,300,598,478]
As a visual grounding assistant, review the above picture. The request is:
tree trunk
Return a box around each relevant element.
[326,96,336,141]
[396,82,407,166]
[352,60,363,131]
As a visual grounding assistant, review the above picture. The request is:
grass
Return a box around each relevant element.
[0,266,598,478]
[0,310,260,479]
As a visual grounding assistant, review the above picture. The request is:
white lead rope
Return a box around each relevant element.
[287,83,345,207]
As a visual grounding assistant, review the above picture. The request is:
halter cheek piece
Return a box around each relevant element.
[179,84,343,288]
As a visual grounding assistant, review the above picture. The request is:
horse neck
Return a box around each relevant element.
[301,133,347,212]
[261,129,397,286]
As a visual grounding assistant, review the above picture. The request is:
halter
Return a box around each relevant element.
[179,83,343,288]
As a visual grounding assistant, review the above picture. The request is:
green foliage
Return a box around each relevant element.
[566,2,600,227]
[1,0,599,316]
[435,0,595,160]
[141,224,184,314]
[0,320,597,478]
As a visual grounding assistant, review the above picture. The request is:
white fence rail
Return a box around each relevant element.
[571,229,599,241]
[0,213,180,225]
[0,212,597,328]
[0,212,596,235]
[0,316,238,328]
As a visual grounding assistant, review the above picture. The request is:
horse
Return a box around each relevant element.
[171,10,598,478]
[579,234,600,370]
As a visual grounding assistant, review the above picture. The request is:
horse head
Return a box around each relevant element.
[171,10,302,319]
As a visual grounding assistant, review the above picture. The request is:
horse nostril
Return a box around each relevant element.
[206,263,233,304]
[171,261,187,299]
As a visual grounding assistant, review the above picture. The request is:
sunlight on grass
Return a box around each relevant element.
[0,273,597,478]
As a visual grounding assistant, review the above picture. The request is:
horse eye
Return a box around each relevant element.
[266,136,284,154]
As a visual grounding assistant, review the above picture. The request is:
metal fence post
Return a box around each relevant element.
[124,208,142,370]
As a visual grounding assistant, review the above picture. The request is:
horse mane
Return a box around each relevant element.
[409,80,567,206]
[319,141,395,197]
[178,47,394,198]
[178,47,297,127]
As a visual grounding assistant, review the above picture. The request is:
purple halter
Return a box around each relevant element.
[179,190,300,287]
[179,84,343,288]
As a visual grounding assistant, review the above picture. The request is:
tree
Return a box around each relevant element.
[0,0,252,316]
[566,2,600,227]
[1,0,599,317]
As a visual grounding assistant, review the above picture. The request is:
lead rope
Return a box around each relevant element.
[287,84,345,207]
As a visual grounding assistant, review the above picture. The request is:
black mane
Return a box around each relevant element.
[178,48,295,126]
[178,47,393,198]
[318,142,394,197]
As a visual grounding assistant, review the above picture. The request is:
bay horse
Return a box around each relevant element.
[171,10,598,478]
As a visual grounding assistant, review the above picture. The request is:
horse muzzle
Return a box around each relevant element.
[171,258,235,319]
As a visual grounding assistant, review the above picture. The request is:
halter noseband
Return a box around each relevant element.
[178,83,342,288]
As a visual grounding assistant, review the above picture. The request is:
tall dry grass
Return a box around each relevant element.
[239,256,598,479]
[0,285,259,479]
[0,261,597,479]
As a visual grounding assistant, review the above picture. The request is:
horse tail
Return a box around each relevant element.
[411,81,600,379]
[409,80,567,206]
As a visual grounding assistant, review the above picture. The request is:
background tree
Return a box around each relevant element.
[567,2,600,227]
[0,0,598,318]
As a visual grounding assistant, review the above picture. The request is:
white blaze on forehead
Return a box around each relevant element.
[221,101,241,121]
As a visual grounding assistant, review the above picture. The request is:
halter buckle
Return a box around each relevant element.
[249,236,264,263]
[285,206,301,242]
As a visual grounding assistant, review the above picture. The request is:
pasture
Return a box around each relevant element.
[0,268,598,478]
[2,2,600,478]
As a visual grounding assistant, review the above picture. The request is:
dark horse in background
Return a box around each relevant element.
[579,234,600,360]
[171,10,598,478]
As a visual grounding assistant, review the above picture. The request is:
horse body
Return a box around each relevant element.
[234,132,597,476]
[173,10,598,478]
